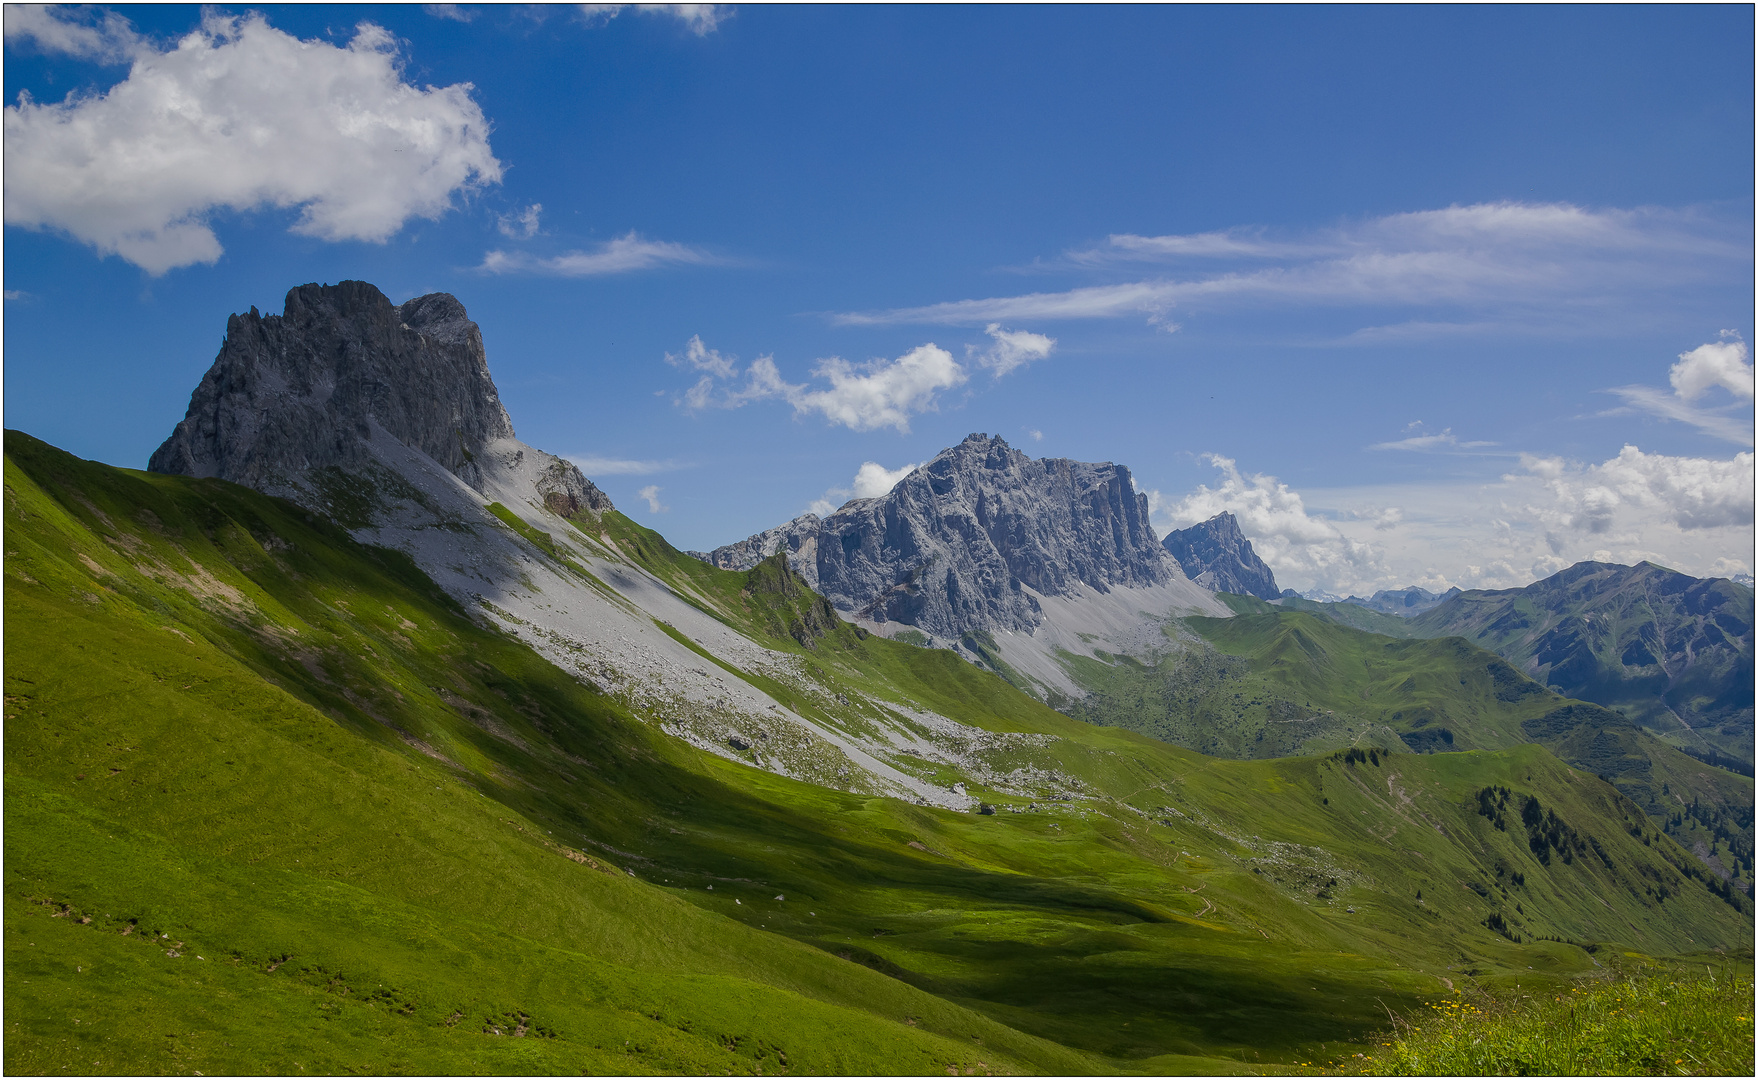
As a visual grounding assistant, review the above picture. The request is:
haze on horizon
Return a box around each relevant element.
[4,3,1752,595]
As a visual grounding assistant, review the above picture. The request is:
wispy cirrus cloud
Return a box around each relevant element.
[1369,422,1498,453]
[479,232,722,276]
[835,202,1750,339]
[564,454,686,476]
[1602,335,1755,446]
[577,4,731,35]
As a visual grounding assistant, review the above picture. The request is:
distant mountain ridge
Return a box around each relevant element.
[1408,561,1754,764]
[1337,585,1461,617]
[1161,511,1281,600]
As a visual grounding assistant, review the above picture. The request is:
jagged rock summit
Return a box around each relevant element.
[144,280,996,810]
[1161,511,1281,600]
[705,433,1228,696]
[150,281,611,516]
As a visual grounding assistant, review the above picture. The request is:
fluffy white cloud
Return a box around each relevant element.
[852,460,921,499]
[496,203,542,239]
[1520,445,1754,534]
[790,345,966,433]
[1167,443,1755,594]
[1151,438,1753,595]
[1603,336,1755,445]
[1671,338,1754,401]
[671,338,967,433]
[577,4,729,35]
[637,485,667,513]
[969,323,1055,377]
[4,11,502,274]
[807,459,922,517]
[835,202,1748,338]
[480,232,719,276]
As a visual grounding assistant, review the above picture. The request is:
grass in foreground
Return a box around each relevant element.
[1317,964,1753,1076]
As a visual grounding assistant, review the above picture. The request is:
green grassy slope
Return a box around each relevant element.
[1062,609,1754,897]
[6,432,1751,1073]
[1222,592,1418,639]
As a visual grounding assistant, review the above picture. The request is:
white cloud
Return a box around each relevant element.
[806,459,921,517]
[852,460,921,499]
[637,485,667,513]
[790,345,966,432]
[564,454,681,476]
[1079,229,1326,262]
[424,4,479,22]
[577,4,730,35]
[1602,337,1755,446]
[1152,443,1751,594]
[4,4,143,62]
[969,323,1055,377]
[1369,423,1497,452]
[1519,446,1754,534]
[480,231,719,276]
[1670,337,1753,401]
[1026,428,1044,442]
[496,203,542,239]
[665,334,739,378]
[671,339,967,433]
[4,11,502,275]
[834,202,1748,337]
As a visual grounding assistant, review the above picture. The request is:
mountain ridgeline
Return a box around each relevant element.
[1161,510,1281,600]
[706,433,1183,637]
[6,280,1752,1074]
[1407,561,1754,765]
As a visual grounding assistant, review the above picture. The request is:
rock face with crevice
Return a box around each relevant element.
[148,280,611,514]
[1161,511,1282,600]
[707,433,1200,640]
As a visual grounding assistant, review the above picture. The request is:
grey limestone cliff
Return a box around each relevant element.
[148,281,611,515]
[701,513,823,580]
[1161,511,1281,600]
[706,433,1186,641]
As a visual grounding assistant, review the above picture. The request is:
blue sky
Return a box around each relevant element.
[5,3,1753,592]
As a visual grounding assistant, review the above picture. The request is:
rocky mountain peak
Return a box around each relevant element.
[1161,511,1281,600]
[705,432,1183,640]
[148,280,610,515]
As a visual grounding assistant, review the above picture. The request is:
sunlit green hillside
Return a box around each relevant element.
[6,432,1749,1074]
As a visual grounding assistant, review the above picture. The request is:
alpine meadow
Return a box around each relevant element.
[4,5,1754,1076]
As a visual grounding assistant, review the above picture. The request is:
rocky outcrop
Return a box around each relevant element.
[1161,512,1281,600]
[706,433,1187,640]
[148,280,611,513]
[701,513,823,581]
